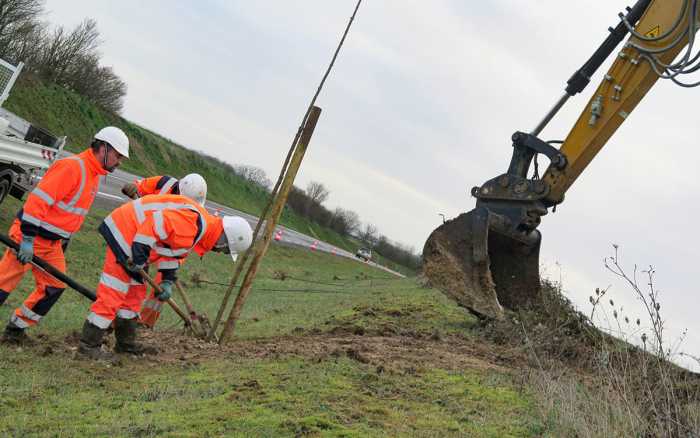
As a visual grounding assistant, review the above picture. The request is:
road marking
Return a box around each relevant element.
[97,192,126,201]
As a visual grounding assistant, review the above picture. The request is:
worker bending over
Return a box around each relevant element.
[120,173,208,327]
[121,173,207,205]
[77,193,252,360]
[0,127,129,344]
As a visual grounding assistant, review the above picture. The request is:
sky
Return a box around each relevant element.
[43,0,699,370]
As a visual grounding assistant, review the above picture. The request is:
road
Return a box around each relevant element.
[93,168,405,278]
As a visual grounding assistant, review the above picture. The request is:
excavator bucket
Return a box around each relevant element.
[422,207,542,320]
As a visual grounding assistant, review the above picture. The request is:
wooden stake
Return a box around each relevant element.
[175,280,211,337]
[219,107,321,343]
[208,0,361,341]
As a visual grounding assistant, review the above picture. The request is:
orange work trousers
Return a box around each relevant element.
[86,247,147,329]
[138,272,165,328]
[0,222,66,328]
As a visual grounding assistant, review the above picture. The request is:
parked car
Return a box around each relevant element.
[355,247,372,261]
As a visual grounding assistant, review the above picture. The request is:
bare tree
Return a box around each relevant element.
[3,17,46,64]
[0,3,128,113]
[233,164,271,190]
[304,181,329,216]
[36,18,100,85]
[326,207,360,236]
[66,52,126,113]
[359,223,378,247]
[337,208,360,235]
[305,181,329,205]
[0,0,44,60]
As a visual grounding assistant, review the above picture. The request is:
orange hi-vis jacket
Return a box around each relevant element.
[98,194,223,281]
[139,201,224,328]
[17,149,108,240]
[135,175,179,197]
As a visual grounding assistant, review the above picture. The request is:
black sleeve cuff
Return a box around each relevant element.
[159,269,178,282]
[131,242,152,266]
[19,221,39,238]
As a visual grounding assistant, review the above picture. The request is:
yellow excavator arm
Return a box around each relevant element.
[423,0,699,320]
[545,0,694,204]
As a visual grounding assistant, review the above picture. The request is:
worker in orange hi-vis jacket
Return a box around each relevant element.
[119,173,208,328]
[76,194,252,361]
[138,211,221,329]
[120,173,207,206]
[0,127,130,345]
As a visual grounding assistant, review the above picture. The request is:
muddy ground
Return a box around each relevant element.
[17,324,527,376]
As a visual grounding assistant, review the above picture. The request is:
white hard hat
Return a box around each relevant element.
[179,173,207,205]
[95,126,129,158]
[222,216,253,262]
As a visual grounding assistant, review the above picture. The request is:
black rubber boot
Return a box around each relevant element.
[114,317,157,355]
[77,320,117,363]
[0,321,32,345]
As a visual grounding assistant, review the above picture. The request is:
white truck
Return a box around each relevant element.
[0,57,65,205]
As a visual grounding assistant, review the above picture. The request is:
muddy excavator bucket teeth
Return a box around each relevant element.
[422,207,542,320]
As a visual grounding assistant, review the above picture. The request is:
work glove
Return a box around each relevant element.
[156,281,173,302]
[17,236,35,264]
[124,259,145,275]
[121,183,139,199]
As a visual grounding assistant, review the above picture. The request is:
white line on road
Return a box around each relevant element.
[98,192,126,201]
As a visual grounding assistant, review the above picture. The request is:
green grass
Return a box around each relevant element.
[4,76,394,269]
[0,196,548,436]
[0,357,544,437]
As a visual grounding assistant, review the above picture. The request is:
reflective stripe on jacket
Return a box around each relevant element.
[17,149,107,240]
[193,213,223,257]
[135,175,179,197]
[98,194,209,279]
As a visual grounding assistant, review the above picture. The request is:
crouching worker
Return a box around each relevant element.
[76,194,252,360]
[0,127,129,344]
[118,172,208,327]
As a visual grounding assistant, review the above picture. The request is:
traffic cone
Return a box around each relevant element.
[274,230,282,241]
[310,240,318,251]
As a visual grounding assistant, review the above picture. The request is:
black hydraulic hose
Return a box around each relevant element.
[565,0,653,95]
[0,232,97,301]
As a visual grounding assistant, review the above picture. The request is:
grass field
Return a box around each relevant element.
[0,196,547,437]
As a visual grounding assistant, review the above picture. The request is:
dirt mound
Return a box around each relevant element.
[7,325,524,374]
[140,329,521,374]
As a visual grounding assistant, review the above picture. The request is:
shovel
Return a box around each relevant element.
[137,268,194,331]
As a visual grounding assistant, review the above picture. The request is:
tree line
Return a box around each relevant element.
[0,0,126,113]
[287,181,422,271]
[223,160,421,270]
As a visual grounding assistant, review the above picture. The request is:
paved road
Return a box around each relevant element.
[93,168,405,278]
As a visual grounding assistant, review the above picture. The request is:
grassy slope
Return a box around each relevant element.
[3,76,373,269]
[0,196,546,437]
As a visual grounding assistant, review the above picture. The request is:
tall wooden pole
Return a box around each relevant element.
[219,106,321,343]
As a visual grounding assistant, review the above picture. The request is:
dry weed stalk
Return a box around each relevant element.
[513,246,699,437]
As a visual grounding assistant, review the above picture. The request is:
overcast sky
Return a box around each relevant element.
[43,0,699,370]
